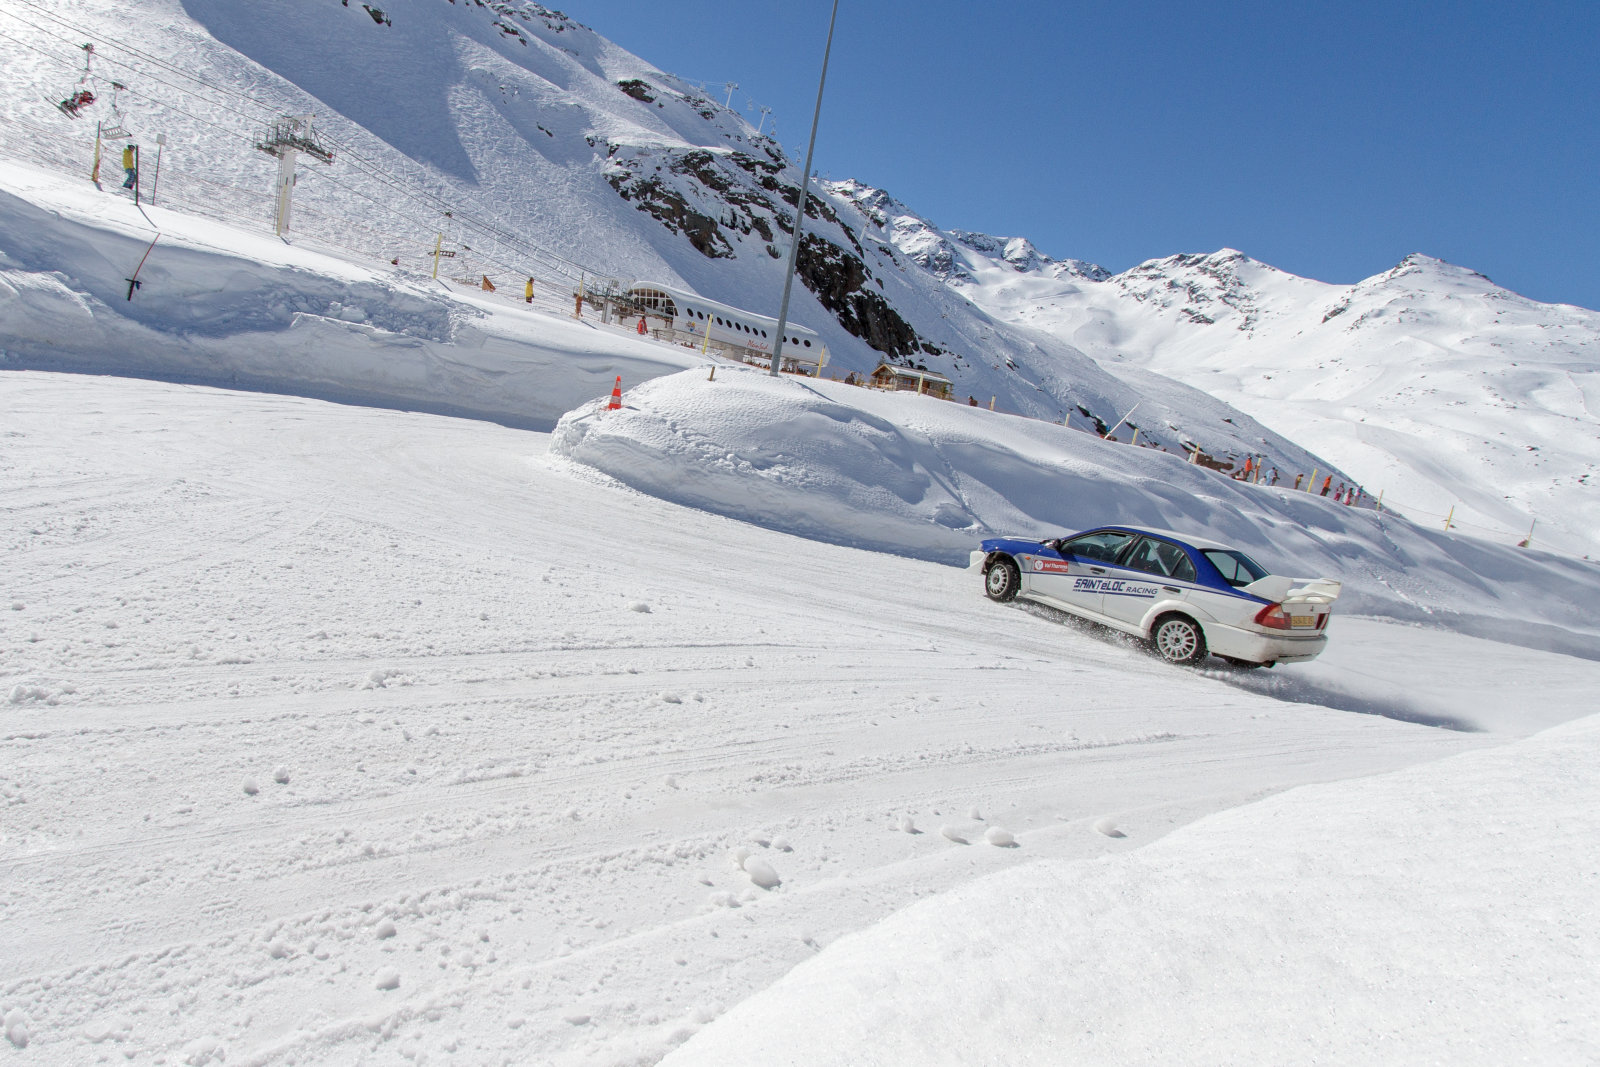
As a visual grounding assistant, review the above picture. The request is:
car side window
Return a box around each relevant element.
[1124,538,1199,582]
[1167,548,1198,584]
[1123,538,1165,577]
[1202,549,1269,587]
[1062,531,1135,563]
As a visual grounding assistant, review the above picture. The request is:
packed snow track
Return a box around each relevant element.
[3,372,1592,1065]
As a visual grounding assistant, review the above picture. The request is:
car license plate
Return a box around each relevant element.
[1291,614,1315,628]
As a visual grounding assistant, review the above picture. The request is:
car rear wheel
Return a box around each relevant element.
[1151,614,1207,666]
[984,556,1020,602]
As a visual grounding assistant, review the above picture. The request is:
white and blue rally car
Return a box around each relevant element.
[977,526,1342,667]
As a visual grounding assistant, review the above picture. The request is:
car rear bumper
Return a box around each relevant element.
[1203,621,1328,665]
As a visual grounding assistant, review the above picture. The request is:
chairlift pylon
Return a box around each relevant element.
[56,43,97,119]
[254,114,334,236]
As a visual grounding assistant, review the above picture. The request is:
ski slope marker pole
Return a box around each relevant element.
[1104,402,1139,441]
[431,233,442,279]
[126,233,159,300]
[151,134,166,205]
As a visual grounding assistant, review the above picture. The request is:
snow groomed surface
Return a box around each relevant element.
[7,370,1598,1063]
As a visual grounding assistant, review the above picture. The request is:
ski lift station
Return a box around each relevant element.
[625,282,828,375]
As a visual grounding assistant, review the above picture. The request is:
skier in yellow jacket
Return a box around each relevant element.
[120,144,138,189]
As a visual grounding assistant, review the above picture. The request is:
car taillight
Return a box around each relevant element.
[1317,613,1329,630]
[1254,603,1293,630]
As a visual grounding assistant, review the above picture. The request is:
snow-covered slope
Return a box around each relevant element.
[0,0,1346,473]
[0,162,707,428]
[552,367,1600,657]
[830,180,1600,559]
[666,711,1600,1066]
[1004,249,1600,559]
[17,368,1574,1065]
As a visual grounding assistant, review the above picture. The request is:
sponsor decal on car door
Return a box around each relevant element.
[1035,530,1139,620]
[1025,550,1104,616]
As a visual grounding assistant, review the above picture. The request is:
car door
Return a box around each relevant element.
[1100,536,1196,625]
[1031,530,1138,620]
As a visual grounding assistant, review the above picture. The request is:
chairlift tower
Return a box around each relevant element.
[254,114,334,236]
[723,81,739,108]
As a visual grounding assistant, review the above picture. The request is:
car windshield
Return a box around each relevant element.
[1203,549,1270,587]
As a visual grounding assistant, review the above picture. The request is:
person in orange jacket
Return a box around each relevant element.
[1320,474,1333,496]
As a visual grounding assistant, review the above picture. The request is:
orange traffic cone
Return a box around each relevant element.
[606,375,622,411]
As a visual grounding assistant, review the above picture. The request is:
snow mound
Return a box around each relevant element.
[663,714,1600,1065]
[4,1010,30,1049]
[984,826,1017,848]
[553,367,1600,654]
[743,857,781,890]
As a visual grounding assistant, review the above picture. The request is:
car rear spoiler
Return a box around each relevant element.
[1242,576,1343,604]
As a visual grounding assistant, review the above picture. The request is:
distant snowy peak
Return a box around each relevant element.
[824,178,1108,284]
[948,231,1110,281]
[1318,253,1600,339]
[825,178,968,280]
[1107,249,1324,332]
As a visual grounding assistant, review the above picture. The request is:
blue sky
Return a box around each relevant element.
[576,0,1599,308]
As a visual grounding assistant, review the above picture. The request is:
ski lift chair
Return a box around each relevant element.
[56,43,98,119]
[99,82,131,138]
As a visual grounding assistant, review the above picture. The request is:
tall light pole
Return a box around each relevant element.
[769,0,840,377]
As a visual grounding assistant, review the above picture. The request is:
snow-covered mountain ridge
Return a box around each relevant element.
[828,180,1600,556]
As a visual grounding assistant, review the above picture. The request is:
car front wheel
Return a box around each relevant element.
[984,556,1020,602]
[1151,614,1207,666]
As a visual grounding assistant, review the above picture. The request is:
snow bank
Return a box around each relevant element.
[0,163,701,430]
[664,712,1600,1066]
[552,366,1600,653]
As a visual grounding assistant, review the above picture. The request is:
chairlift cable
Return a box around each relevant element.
[2,4,627,285]
[4,0,281,119]
[1,5,620,281]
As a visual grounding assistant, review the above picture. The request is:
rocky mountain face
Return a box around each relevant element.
[825,178,1109,285]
